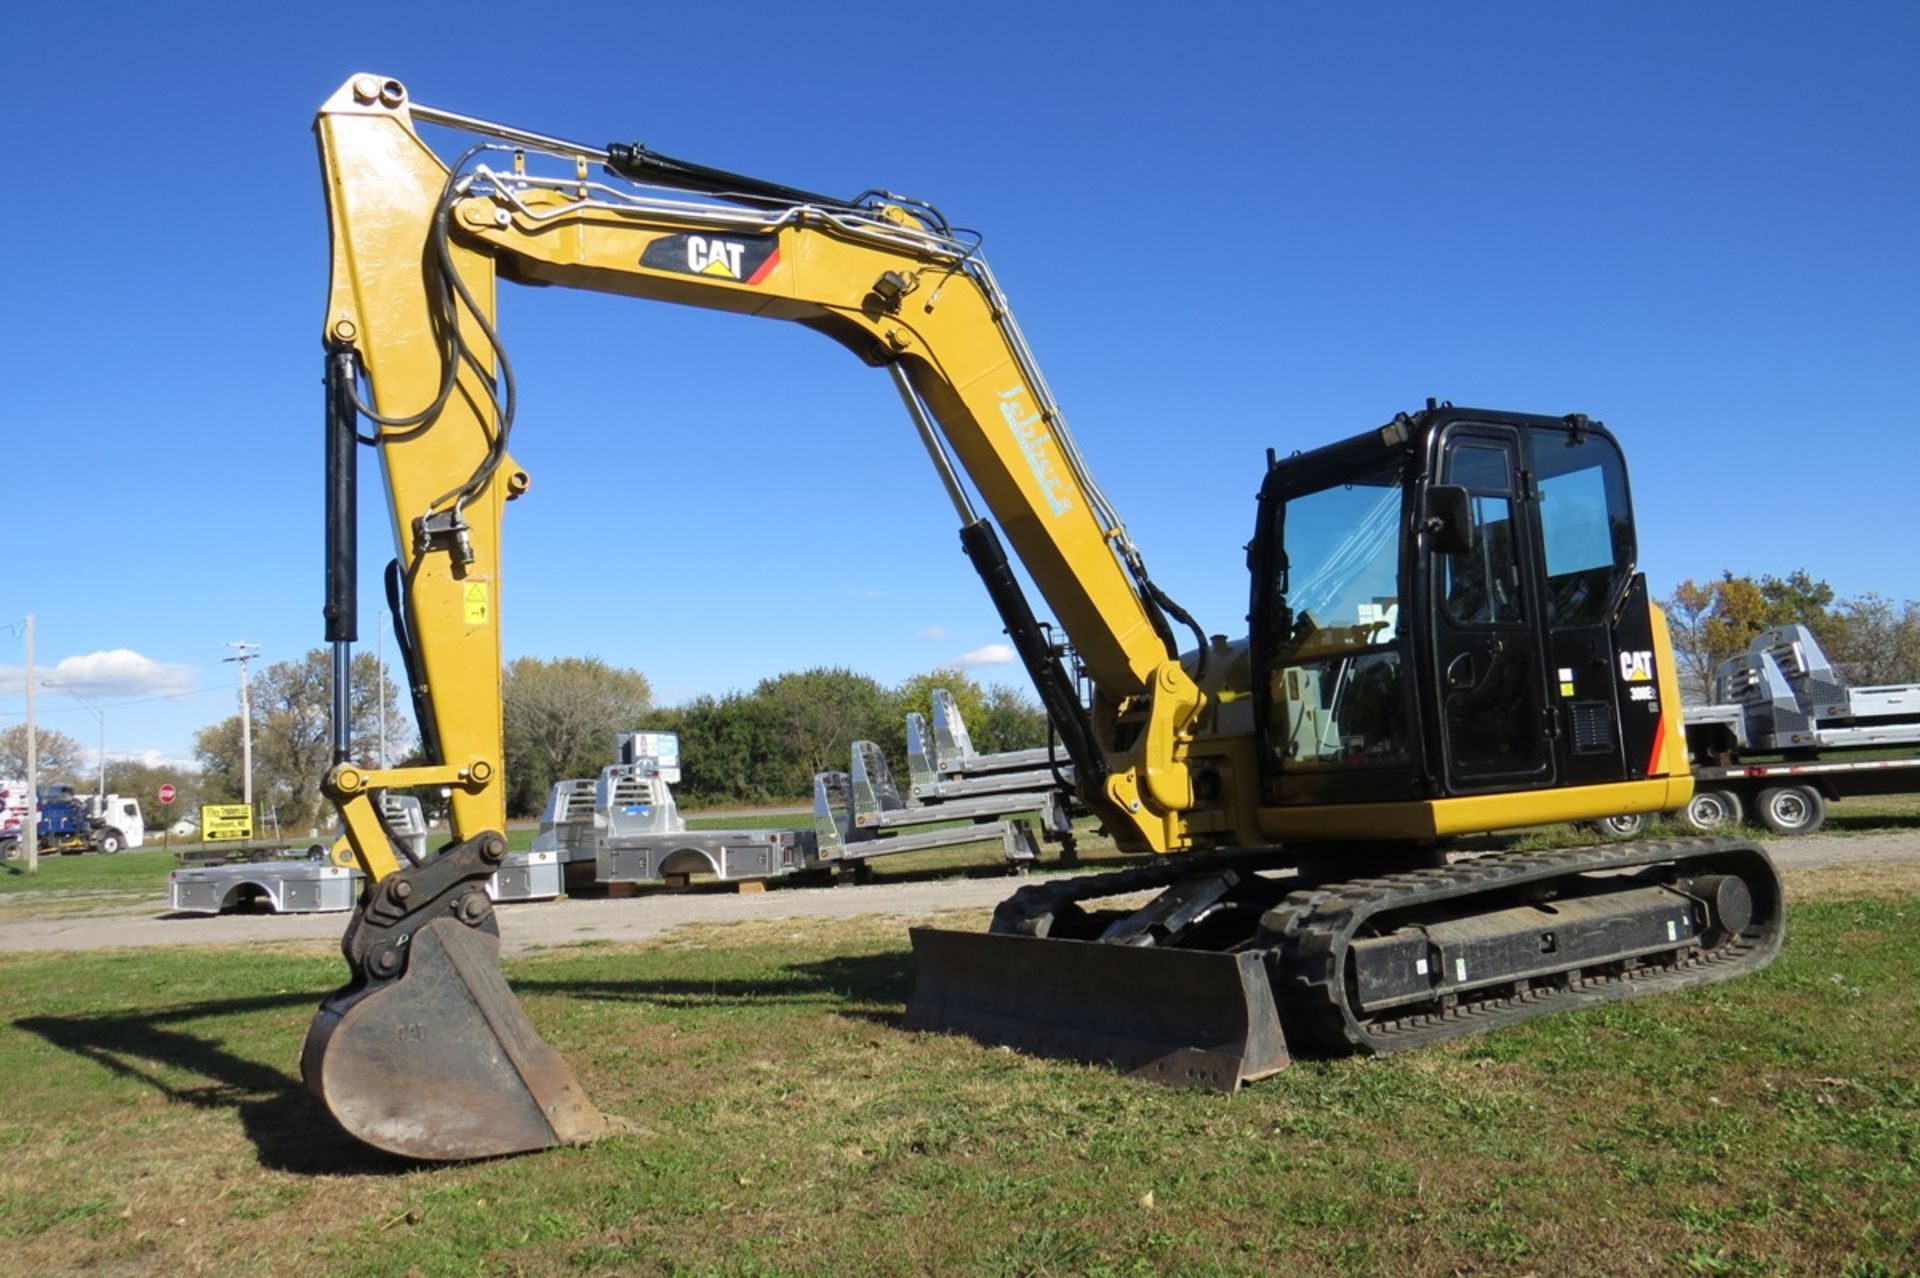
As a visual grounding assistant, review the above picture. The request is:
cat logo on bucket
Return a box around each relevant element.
[1619,649,1656,683]
[639,232,780,284]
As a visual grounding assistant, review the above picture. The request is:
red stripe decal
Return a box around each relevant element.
[1647,709,1666,777]
[745,248,781,286]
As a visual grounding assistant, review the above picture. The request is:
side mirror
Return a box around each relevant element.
[1425,485,1475,554]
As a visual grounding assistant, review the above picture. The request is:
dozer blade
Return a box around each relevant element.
[904,927,1290,1092]
[302,832,607,1161]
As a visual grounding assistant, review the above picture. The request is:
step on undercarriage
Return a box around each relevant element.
[906,838,1784,1091]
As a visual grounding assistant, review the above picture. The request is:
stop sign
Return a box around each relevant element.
[158,784,176,806]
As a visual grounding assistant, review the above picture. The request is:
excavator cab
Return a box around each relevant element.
[1248,406,1682,836]
[908,406,1780,1090]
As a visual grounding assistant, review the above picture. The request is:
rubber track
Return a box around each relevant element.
[1258,836,1785,1054]
[987,837,1785,1057]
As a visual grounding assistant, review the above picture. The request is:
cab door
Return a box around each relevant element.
[1430,427,1555,792]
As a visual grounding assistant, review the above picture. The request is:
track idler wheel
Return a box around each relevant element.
[301,832,607,1160]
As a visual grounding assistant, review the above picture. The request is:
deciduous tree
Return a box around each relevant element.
[193,650,405,832]
[101,759,203,828]
[1832,593,1920,686]
[502,656,652,816]
[0,724,87,784]
[973,683,1051,755]
[751,667,893,797]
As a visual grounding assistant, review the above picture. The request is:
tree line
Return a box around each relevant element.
[0,649,1052,830]
[637,668,1049,810]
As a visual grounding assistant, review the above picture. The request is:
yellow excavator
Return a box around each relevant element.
[304,74,1783,1159]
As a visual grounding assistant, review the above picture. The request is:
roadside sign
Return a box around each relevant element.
[201,804,253,842]
[158,784,177,806]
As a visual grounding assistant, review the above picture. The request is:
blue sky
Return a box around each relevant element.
[2,2,1916,775]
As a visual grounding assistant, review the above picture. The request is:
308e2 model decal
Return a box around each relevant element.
[639,233,780,284]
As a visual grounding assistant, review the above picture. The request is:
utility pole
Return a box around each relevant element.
[224,642,260,810]
[23,614,36,875]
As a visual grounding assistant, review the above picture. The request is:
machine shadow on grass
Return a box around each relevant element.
[14,952,920,1168]
[518,950,918,1030]
[15,992,412,1176]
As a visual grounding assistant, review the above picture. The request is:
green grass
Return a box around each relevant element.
[0,888,1915,1276]
[0,848,179,896]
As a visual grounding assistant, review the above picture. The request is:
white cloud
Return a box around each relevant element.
[65,747,201,775]
[115,749,202,772]
[920,626,954,640]
[0,650,197,700]
[957,643,1016,668]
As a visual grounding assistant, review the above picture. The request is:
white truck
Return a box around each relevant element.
[80,794,145,852]
[0,784,143,854]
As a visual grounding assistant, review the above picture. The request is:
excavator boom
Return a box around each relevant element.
[306,73,1223,1159]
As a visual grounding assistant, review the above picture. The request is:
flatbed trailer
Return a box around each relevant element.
[1667,624,1920,836]
[542,730,1072,891]
[168,849,560,914]
[531,764,812,889]
[905,687,1077,802]
[810,743,1070,880]
[1680,754,1920,836]
[170,794,560,914]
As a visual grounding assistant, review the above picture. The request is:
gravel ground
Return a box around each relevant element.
[1,829,1916,956]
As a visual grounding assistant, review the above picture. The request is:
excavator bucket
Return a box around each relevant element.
[904,928,1290,1092]
[301,834,608,1161]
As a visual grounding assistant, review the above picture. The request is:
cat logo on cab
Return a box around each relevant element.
[1619,650,1656,683]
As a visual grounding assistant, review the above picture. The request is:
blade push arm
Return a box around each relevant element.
[317,74,1211,862]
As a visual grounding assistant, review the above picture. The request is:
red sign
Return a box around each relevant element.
[158,784,177,806]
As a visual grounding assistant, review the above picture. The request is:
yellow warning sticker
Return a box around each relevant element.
[463,582,489,624]
[1560,682,1576,698]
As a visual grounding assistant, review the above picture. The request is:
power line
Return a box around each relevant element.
[0,685,229,719]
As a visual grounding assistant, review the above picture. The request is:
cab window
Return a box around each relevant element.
[1442,444,1523,627]
[1530,427,1633,627]
[1263,463,1409,771]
